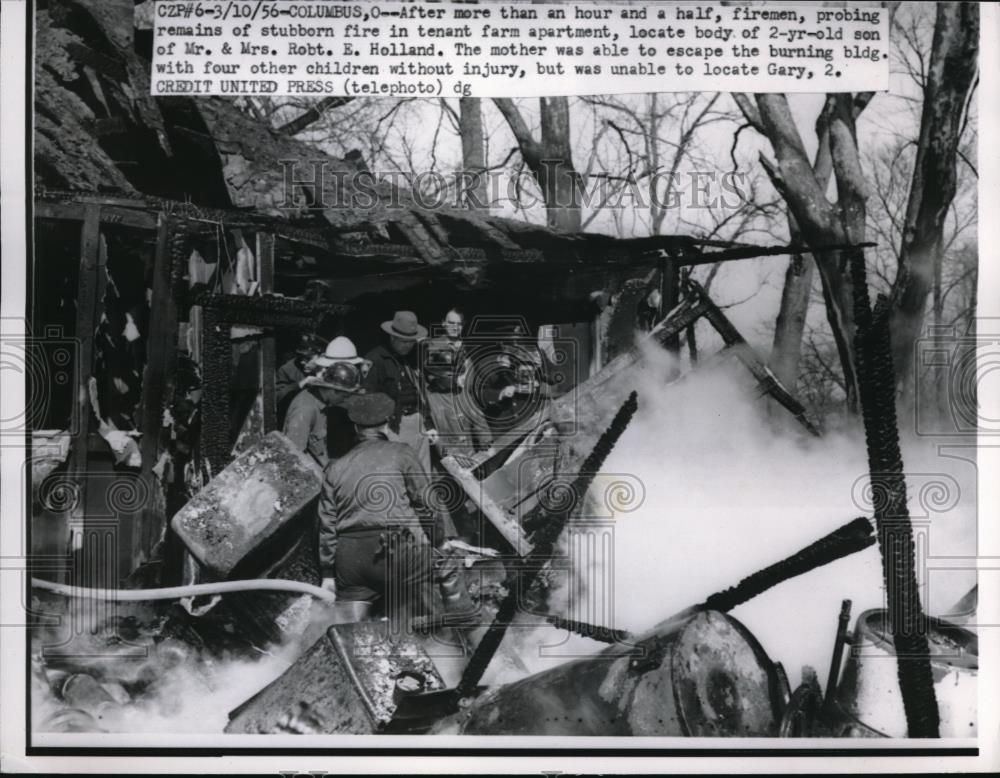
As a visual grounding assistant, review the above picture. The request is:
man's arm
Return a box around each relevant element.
[401,449,456,545]
[282,395,311,452]
[317,468,340,594]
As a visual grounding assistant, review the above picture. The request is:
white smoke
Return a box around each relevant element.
[560,341,977,690]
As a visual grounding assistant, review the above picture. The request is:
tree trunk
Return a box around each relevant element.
[750,92,861,412]
[458,97,488,210]
[770,248,814,388]
[889,2,979,391]
[539,97,582,231]
[768,114,834,390]
[493,97,583,232]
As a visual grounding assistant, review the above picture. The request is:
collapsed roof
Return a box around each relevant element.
[35,0,722,287]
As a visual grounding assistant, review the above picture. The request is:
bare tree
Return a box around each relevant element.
[458,97,489,209]
[493,97,584,231]
[888,2,979,392]
[733,2,977,414]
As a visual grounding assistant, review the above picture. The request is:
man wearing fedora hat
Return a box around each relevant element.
[282,336,368,468]
[363,311,436,471]
[317,392,477,629]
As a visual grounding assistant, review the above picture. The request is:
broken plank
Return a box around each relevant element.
[441,455,530,556]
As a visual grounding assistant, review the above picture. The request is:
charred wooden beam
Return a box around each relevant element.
[200,305,233,474]
[129,214,177,576]
[455,392,639,700]
[190,292,352,327]
[36,190,332,250]
[35,202,158,232]
[848,247,939,737]
[645,240,877,267]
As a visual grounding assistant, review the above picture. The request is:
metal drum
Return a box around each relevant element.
[835,609,977,737]
[435,610,785,736]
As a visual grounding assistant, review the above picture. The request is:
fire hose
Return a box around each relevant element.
[30,577,339,604]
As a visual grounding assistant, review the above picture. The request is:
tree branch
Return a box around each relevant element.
[276,96,354,136]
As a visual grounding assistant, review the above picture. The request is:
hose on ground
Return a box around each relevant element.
[31,576,338,604]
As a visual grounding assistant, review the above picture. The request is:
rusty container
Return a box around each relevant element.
[171,432,323,578]
[224,621,447,734]
[434,609,785,736]
[834,609,977,738]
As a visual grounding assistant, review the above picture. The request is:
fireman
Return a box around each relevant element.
[317,392,477,630]
[282,336,367,468]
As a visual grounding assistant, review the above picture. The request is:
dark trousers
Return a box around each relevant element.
[334,528,476,629]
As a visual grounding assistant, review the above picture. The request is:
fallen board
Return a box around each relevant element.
[171,431,322,578]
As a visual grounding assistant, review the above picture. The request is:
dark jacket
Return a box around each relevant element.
[275,358,306,405]
[275,357,306,426]
[363,344,429,433]
[317,435,443,577]
[481,345,558,433]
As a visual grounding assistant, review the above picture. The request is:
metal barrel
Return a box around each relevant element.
[834,609,978,738]
[433,610,786,736]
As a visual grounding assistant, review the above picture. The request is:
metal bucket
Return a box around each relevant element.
[835,609,977,737]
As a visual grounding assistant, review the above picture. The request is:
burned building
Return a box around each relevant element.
[27,0,975,743]
[31,0,816,586]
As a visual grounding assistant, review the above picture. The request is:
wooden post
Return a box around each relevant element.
[660,258,681,379]
[67,205,102,583]
[129,213,178,579]
[257,231,277,432]
[200,305,233,473]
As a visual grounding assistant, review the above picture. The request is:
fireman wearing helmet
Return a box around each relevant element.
[282,336,369,468]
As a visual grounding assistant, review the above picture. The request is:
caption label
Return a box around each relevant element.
[151,1,889,97]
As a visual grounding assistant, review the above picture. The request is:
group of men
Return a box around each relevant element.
[276,308,560,629]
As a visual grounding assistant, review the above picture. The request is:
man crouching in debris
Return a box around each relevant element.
[317,392,478,631]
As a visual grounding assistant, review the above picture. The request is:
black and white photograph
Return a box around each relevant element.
[0,0,997,773]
